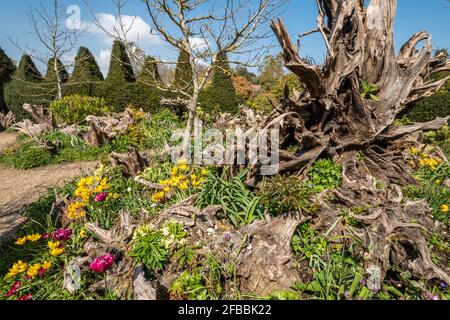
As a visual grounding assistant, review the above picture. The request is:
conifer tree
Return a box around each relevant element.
[202,52,237,113]
[139,55,161,84]
[68,47,104,96]
[173,50,193,95]
[4,54,44,119]
[0,47,16,112]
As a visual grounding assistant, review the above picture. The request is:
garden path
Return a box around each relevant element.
[0,132,98,242]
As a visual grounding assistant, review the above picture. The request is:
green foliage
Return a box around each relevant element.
[49,95,112,125]
[173,50,193,95]
[258,54,285,91]
[257,175,317,216]
[200,52,238,114]
[66,47,103,96]
[121,108,180,151]
[129,227,169,273]
[360,79,380,102]
[170,270,211,300]
[268,290,301,300]
[403,91,450,123]
[247,73,302,114]
[404,161,450,222]
[106,41,135,83]
[0,47,16,112]
[293,252,367,300]
[4,54,46,120]
[292,223,328,265]
[139,56,160,84]
[307,159,343,192]
[0,143,53,169]
[196,169,264,227]
[0,130,105,169]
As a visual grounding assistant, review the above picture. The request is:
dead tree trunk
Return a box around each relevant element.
[267,0,449,174]
[253,0,450,293]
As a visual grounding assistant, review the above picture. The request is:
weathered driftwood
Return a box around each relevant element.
[266,0,449,175]
[14,104,56,138]
[83,110,134,146]
[0,111,15,130]
[110,147,148,177]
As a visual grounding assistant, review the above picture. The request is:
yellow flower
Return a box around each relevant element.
[42,261,52,270]
[201,169,208,176]
[6,261,28,278]
[441,204,449,213]
[50,248,65,257]
[79,229,88,239]
[409,147,420,155]
[15,237,27,246]
[48,241,65,256]
[179,181,189,190]
[26,263,42,279]
[48,241,61,250]
[152,191,166,203]
[163,186,171,193]
[26,233,42,242]
[111,192,120,199]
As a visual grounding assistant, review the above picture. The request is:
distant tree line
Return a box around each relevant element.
[0,41,238,120]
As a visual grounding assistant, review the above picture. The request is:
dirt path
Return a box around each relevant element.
[0,132,18,151]
[0,132,99,241]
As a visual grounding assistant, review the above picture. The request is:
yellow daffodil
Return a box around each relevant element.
[42,261,52,270]
[48,241,61,250]
[7,261,28,278]
[26,263,42,279]
[15,237,27,246]
[26,233,42,242]
[79,229,88,239]
[441,204,449,213]
[50,248,65,257]
[152,191,166,203]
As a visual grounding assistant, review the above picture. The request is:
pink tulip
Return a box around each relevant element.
[5,281,21,297]
[90,253,115,273]
[94,193,108,203]
[42,233,51,239]
[53,228,73,241]
[17,294,32,300]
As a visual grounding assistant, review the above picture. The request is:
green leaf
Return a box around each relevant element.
[370,94,380,102]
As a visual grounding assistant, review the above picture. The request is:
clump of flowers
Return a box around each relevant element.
[15,233,42,246]
[408,147,443,171]
[89,253,115,273]
[151,160,208,204]
[161,220,188,251]
[4,281,22,298]
[6,261,28,278]
[25,261,51,279]
[48,241,65,257]
[66,175,111,221]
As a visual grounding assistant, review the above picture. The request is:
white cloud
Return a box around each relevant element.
[95,49,112,76]
[73,13,161,47]
[189,37,209,52]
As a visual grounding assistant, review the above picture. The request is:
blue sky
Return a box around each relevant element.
[0,0,449,76]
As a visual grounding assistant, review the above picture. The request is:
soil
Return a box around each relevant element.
[0,132,98,241]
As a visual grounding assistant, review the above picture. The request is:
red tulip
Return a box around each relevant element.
[89,253,115,273]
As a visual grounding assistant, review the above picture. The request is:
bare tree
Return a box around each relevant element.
[12,0,84,100]
[88,0,286,156]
